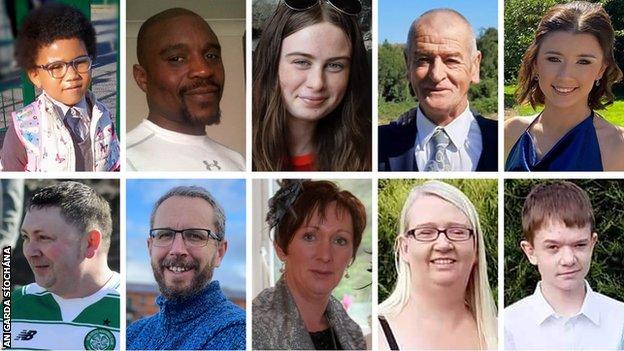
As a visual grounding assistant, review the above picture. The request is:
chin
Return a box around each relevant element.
[183,107,221,126]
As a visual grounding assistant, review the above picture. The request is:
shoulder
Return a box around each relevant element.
[591,290,624,311]
[503,294,535,321]
[379,108,417,136]
[593,115,624,170]
[504,115,533,156]
[126,314,157,346]
[327,295,365,348]
[204,136,245,165]
[252,285,280,318]
[126,121,153,146]
[473,113,498,128]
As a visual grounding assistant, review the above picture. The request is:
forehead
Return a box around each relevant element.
[533,219,592,243]
[302,202,353,230]
[146,15,219,51]
[36,38,88,63]
[411,14,472,56]
[153,196,216,229]
[281,22,351,58]
[22,207,77,234]
[407,195,470,227]
[538,31,604,58]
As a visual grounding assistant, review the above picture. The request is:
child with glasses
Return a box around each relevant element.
[1,2,120,171]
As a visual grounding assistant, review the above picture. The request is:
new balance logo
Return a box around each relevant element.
[15,330,37,341]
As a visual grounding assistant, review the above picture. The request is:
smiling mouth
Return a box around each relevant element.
[552,86,578,95]
[298,96,327,107]
[64,85,82,91]
[165,265,193,274]
[430,258,456,265]
[310,269,333,276]
[558,269,580,276]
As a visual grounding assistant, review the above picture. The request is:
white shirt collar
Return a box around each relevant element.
[532,281,600,326]
[44,92,88,119]
[415,104,475,151]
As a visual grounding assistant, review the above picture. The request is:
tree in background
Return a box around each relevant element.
[504,179,624,306]
[378,179,498,304]
[378,40,409,103]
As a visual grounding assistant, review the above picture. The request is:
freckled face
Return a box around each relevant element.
[278,22,351,125]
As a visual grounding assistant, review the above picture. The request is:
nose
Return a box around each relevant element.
[427,56,446,83]
[433,232,453,251]
[556,61,574,79]
[23,239,41,258]
[188,54,217,79]
[305,66,325,91]
[64,64,81,80]
[559,246,576,266]
[315,238,333,263]
[168,232,189,256]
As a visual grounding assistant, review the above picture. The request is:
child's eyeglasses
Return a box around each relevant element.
[283,0,362,16]
[35,55,92,79]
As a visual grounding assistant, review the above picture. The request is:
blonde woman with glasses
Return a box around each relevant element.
[378,180,497,350]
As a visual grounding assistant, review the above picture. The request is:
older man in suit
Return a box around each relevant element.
[379,8,497,172]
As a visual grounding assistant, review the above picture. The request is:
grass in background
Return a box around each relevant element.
[504,84,624,126]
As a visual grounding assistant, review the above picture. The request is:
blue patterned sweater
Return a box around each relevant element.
[126,280,246,350]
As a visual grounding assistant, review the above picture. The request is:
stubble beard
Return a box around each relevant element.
[151,254,216,301]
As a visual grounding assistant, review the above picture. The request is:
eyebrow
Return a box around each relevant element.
[159,43,221,56]
[284,52,351,61]
[542,239,589,245]
[543,50,598,59]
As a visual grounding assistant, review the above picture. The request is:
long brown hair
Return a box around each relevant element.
[516,1,623,110]
[253,2,371,171]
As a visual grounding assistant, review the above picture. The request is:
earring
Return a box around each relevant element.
[345,270,350,279]
[534,75,539,81]
[596,79,601,87]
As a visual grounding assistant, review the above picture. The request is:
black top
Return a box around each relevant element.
[309,328,343,350]
[379,317,399,350]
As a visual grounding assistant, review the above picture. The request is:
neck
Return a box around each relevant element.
[287,118,317,156]
[539,103,592,134]
[405,280,471,320]
[540,281,587,317]
[284,274,330,332]
[58,263,113,299]
[147,113,206,135]
[419,100,467,127]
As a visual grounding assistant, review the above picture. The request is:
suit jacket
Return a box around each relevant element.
[378,107,498,171]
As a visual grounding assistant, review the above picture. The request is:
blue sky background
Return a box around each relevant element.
[126,179,246,294]
[379,0,498,44]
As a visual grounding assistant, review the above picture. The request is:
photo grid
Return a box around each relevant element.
[1,0,623,350]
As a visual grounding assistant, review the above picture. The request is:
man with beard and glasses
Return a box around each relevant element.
[126,186,245,350]
[126,8,245,171]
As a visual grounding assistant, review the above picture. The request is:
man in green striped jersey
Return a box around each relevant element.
[11,181,120,350]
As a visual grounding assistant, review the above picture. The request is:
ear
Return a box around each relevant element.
[27,68,42,89]
[84,230,102,259]
[471,50,482,84]
[590,232,598,248]
[273,240,287,262]
[597,64,607,81]
[212,239,228,267]
[147,236,153,253]
[133,64,148,93]
[520,240,538,265]
[398,236,410,263]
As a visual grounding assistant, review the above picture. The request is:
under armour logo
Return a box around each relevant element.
[203,160,221,171]
[15,330,37,341]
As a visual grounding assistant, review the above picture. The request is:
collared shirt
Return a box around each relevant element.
[45,92,89,121]
[505,281,624,350]
[414,105,482,171]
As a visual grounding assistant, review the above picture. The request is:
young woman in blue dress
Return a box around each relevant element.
[505,1,624,171]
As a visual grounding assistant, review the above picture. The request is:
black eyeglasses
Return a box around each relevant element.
[284,0,362,16]
[406,227,474,242]
[149,228,222,247]
[35,55,92,79]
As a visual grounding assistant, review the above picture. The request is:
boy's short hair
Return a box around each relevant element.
[15,3,97,70]
[522,181,595,243]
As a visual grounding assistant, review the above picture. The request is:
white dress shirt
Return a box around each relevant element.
[414,105,483,171]
[505,281,624,350]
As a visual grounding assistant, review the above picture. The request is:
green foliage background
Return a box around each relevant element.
[504,179,624,306]
[378,28,499,123]
[504,0,624,83]
[378,179,498,304]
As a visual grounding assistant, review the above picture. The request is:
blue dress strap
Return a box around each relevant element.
[505,112,603,171]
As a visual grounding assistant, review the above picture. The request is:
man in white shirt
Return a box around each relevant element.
[378,9,497,172]
[127,8,245,171]
[505,181,624,350]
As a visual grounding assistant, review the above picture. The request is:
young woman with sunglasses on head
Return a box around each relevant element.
[253,0,371,171]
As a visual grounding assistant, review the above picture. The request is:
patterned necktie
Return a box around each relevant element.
[424,127,452,171]
[66,107,88,143]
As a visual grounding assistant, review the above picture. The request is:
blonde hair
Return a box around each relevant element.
[378,180,497,349]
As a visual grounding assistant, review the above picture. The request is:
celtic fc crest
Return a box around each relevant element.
[84,328,116,350]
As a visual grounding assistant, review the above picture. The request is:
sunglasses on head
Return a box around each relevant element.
[283,0,362,16]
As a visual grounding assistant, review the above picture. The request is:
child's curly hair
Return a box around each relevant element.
[15,2,97,70]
